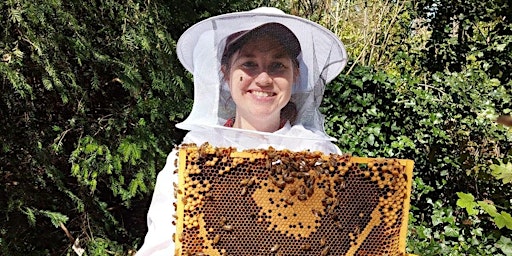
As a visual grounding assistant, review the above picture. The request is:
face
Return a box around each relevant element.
[224,36,297,131]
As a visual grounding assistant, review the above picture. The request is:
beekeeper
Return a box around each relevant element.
[136,7,348,255]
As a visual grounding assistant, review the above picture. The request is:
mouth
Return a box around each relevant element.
[249,90,276,97]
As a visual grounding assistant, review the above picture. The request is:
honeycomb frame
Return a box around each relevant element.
[174,143,414,256]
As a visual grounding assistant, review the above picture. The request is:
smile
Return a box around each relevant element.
[250,90,276,97]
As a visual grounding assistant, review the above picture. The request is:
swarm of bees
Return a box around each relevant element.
[173,143,414,256]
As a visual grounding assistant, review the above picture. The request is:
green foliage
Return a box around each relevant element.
[2,0,512,255]
[321,3,512,251]
[491,161,512,184]
[1,0,259,255]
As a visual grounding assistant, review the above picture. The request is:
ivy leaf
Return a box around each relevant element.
[496,236,512,255]
[444,225,460,237]
[490,162,512,184]
[456,192,479,215]
[494,212,512,230]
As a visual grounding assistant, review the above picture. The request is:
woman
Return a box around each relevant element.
[136,7,347,255]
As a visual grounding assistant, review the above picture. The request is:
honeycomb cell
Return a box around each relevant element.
[174,144,414,256]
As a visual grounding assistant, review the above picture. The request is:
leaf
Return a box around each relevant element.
[456,192,479,215]
[477,200,499,217]
[22,207,37,226]
[496,236,512,255]
[40,210,69,228]
[444,225,460,237]
[494,212,512,230]
[490,162,512,184]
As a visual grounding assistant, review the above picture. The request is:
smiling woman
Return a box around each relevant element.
[136,7,348,256]
[222,27,297,132]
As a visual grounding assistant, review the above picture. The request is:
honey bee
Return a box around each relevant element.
[298,194,307,201]
[248,176,256,187]
[241,187,247,196]
[339,178,346,191]
[301,243,312,251]
[354,225,360,235]
[270,244,281,252]
[311,209,321,218]
[324,188,333,197]
[320,236,327,246]
[240,178,250,186]
[321,246,330,256]
[219,216,227,226]
[276,180,286,189]
[306,187,314,197]
[222,224,233,231]
[283,175,295,183]
[213,234,221,244]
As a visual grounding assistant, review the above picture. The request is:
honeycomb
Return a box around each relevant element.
[173,143,414,256]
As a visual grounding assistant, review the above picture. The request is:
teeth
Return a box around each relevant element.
[252,91,273,97]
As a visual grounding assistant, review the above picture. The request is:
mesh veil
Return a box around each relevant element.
[176,7,348,141]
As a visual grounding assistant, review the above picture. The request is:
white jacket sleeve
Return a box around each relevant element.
[136,150,178,256]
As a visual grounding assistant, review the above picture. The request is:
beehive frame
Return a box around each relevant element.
[174,143,414,256]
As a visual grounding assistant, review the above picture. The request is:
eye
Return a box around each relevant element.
[241,61,257,69]
[269,62,287,73]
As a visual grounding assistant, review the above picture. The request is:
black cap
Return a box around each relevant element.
[221,22,301,65]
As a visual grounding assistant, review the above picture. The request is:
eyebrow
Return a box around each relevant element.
[237,51,290,60]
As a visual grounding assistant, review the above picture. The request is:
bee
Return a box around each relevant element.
[334,221,343,230]
[311,209,321,218]
[301,243,312,251]
[270,244,281,252]
[339,178,346,191]
[320,246,330,256]
[222,224,233,231]
[241,187,247,196]
[270,176,279,187]
[299,185,306,195]
[240,178,250,186]
[324,188,333,197]
[306,187,314,197]
[284,197,293,205]
[219,216,227,226]
[298,194,308,201]
[248,176,256,187]
[276,180,286,189]
[213,234,221,244]
[320,236,327,246]
[283,175,295,183]
[289,187,297,196]
[354,225,360,235]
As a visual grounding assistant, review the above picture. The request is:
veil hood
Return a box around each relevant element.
[176,7,348,141]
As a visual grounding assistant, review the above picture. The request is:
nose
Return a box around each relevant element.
[255,71,272,87]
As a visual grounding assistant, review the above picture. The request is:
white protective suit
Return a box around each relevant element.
[136,7,348,256]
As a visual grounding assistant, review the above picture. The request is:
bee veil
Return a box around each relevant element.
[175,7,348,148]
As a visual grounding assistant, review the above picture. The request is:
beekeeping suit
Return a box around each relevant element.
[136,7,348,255]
